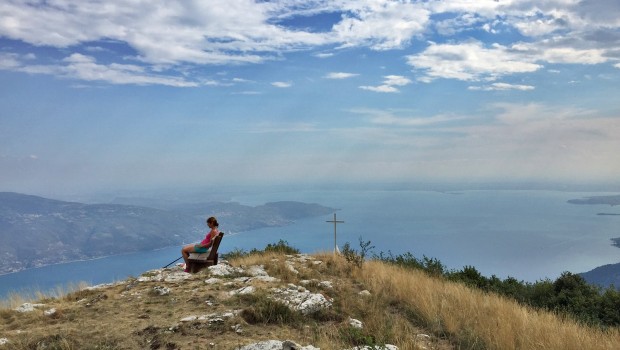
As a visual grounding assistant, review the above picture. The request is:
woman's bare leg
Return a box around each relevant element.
[181,244,195,269]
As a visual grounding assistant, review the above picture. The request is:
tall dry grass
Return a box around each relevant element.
[355,260,620,350]
[0,282,89,309]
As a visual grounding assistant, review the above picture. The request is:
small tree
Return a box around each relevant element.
[342,237,374,268]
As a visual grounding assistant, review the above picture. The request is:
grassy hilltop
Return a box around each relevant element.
[1,243,620,350]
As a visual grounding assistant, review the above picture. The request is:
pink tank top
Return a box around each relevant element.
[200,231,216,246]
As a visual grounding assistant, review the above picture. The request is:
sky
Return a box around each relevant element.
[1,0,620,196]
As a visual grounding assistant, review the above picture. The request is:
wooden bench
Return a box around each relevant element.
[187,232,224,273]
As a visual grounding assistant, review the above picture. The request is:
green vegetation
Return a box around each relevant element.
[221,239,300,260]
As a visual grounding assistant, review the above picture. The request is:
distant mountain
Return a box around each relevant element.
[567,194,620,206]
[580,262,620,289]
[0,192,335,274]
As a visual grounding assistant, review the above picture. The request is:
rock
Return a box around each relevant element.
[237,340,319,350]
[153,286,171,296]
[318,281,333,289]
[205,277,221,284]
[208,263,242,276]
[229,286,256,296]
[246,265,269,276]
[181,311,237,324]
[180,315,198,322]
[358,290,371,297]
[44,308,57,317]
[348,318,363,329]
[14,303,44,313]
[232,324,243,334]
[86,282,122,290]
[271,284,332,315]
[0,338,9,346]
[346,345,398,350]
[164,271,193,283]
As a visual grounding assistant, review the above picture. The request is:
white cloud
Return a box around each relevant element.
[0,0,619,88]
[332,1,430,50]
[271,81,292,88]
[359,85,398,93]
[3,52,198,87]
[324,72,359,79]
[314,53,334,58]
[361,110,466,127]
[232,77,253,83]
[615,63,620,69]
[0,53,22,69]
[407,41,542,82]
[359,75,411,93]
[468,83,535,91]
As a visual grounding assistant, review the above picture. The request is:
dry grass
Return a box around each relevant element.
[354,259,620,350]
[1,252,618,350]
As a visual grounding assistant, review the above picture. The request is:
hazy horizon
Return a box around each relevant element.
[1,1,620,195]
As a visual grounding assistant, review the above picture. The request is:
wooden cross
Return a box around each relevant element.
[326,213,344,255]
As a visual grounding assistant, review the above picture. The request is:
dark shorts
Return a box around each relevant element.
[194,245,209,253]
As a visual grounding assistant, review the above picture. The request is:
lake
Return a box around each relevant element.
[1,189,619,300]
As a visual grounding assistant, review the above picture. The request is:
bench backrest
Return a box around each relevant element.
[206,232,224,261]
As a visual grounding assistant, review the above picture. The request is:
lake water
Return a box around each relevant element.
[1,190,619,300]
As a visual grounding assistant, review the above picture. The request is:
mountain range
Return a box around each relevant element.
[0,192,334,274]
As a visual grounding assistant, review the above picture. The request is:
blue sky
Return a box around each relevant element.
[1,0,620,195]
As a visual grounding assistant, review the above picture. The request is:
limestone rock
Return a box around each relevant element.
[271,284,332,315]
[237,340,319,350]
[44,308,57,317]
[208,263,242,276]
[318,281,333,289]
[153,286,170,296]
[348,318,363,329]
[229,286,256,296]
[14,303,44,313]
[0,338,9,345]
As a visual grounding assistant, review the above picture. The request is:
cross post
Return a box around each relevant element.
[326,213,344,255]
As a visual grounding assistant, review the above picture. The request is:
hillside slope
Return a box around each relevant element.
[580,262,620,289]
[2,252,619,349]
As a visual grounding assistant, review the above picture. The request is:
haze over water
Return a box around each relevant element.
[2,188,619,300]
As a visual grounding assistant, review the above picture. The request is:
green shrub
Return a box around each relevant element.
[342,237,374,268]
[263,240,300,254]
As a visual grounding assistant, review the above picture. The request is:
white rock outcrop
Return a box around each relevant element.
[229,286,256,296]
[208,263,243,276]
[348,318,363,329]
[346,345,398,350]
[14,303,45,313]
[271,284,332,315]
[237,340,319,350]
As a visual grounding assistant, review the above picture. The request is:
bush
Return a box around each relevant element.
[342,237,375,268]
[264,240,300,254]
[222,240,299,260]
